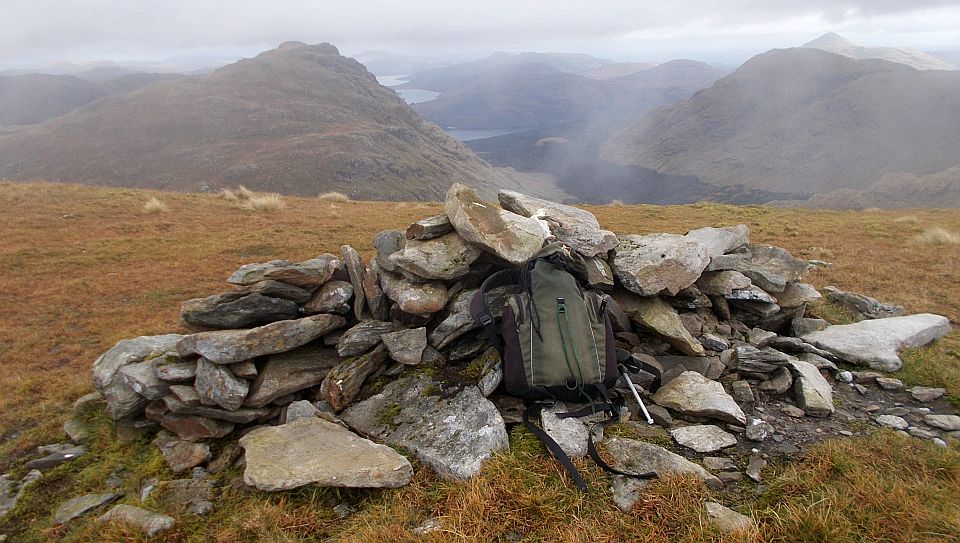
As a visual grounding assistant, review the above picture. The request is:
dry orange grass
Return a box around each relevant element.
[913,226,960,245]
[240,192,287,212]
[0,182,958,542]
[142,196,169,213]
[318,191,351,203]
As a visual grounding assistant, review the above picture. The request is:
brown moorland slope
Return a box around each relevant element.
[0,182,957,542]
[602,48,960,204]
[0,43,534,200]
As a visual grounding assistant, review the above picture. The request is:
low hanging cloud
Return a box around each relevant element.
[3,0,958,65]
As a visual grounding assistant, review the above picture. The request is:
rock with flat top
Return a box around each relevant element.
[606,437,722,511]
[704,502,755,533]
[176,314,345,365]
[911,386,946,403]
[707,245,808,293]
[389,232,481,281]
[652,371,746,425]
[775,283,822,308]
[685,225,749,258]
[407,214,454,240]
[670,425,737,453]
[239,417,412,491]
[54,493,120,525]
[162,395,271,423]
[498,189,618,258]
[341,376,508,480]
[337,320,393,357]
[802,314,951,372]
[99,505,174,537]
[612,233,710,296]
[924,414,960,431]
[93,334,182,420]
[227,254,340,289]
[445,183,549,266]
[159,414,234,441]
[180,292,298,329]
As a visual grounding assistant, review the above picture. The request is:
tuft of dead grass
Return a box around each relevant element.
[142,196,168,213]
[219,187,239,201]
[318,191,350,203]
[913,226,960,245]
[241,192,286,212]
[236,185,255,201]
[894,215,919,224]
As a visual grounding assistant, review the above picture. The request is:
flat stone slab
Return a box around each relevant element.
[704,502,755,533]
[180,291,298,329]
[342,376,508,480]
[498,189,618,258]
[787,359,835,417]
[54,493,120,525]
[239,417,413,491]
[605,437,722,511]
[245,345,341,408]
[924,414,960,431]
[227,254,340,289]
[389,232,481,281]
[176,314,346,365]
[612,233,710,296]
[619,294,705,356]
[802,314,951,372]
[99,505,174,537]
[685,225,749,258]
[651,371,746,425]
[670,425,737,453]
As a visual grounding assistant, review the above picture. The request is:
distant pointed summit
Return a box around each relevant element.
[801,32,956,70]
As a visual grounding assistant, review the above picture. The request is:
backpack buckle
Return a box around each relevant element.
[478,313,493,326]
[557,297,566,313]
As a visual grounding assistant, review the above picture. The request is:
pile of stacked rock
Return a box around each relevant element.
[88,183,954,501]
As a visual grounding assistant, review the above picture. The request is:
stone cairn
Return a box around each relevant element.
[77,182,956,529]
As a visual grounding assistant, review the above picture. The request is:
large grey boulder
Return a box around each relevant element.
[707,245,808,293]
[444,183,549,266]
[498,189,618,258]
[787,359,834,417]
[380,270,449,315]
[92,334,182,420]
[176,314,345,365]
[605,437,722,511]
[245,345,341,408]
[651,371,746,425]
[99,505,174,537]
[669,425,737,453]
[194,358,248,411]
[341,376,508,480]
[389,232,481,281]
[227,254,340,289]
[180,292,298,329]
[612,233,710,296]
[802,314,951,371]
[824,286,905,320]
[685,225,749,258]
[239,417,413,491]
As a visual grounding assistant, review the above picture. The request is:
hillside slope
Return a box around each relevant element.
[0,42,530,200]
[602,48,960,203]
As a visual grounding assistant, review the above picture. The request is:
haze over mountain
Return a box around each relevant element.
[0,42,547,200]
[802,32,956,71]
[602,47,960,205]
[0,72,184,126]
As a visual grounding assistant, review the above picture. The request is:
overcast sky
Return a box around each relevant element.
[3,0,959,70]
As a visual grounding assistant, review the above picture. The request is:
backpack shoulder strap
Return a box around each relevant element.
[470,269,520,358]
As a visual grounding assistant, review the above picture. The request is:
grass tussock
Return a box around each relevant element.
[318,191,350,203]
[219,187,239,201]
[240,192,287,212]
[142,196,168,213]
[236,185,255,201]
[894,215,920,223]
[913,226,960,245]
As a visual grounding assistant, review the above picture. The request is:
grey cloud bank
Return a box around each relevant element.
[3,0,958,69]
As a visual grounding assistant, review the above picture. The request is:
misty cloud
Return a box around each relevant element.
[3,1,958,67]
